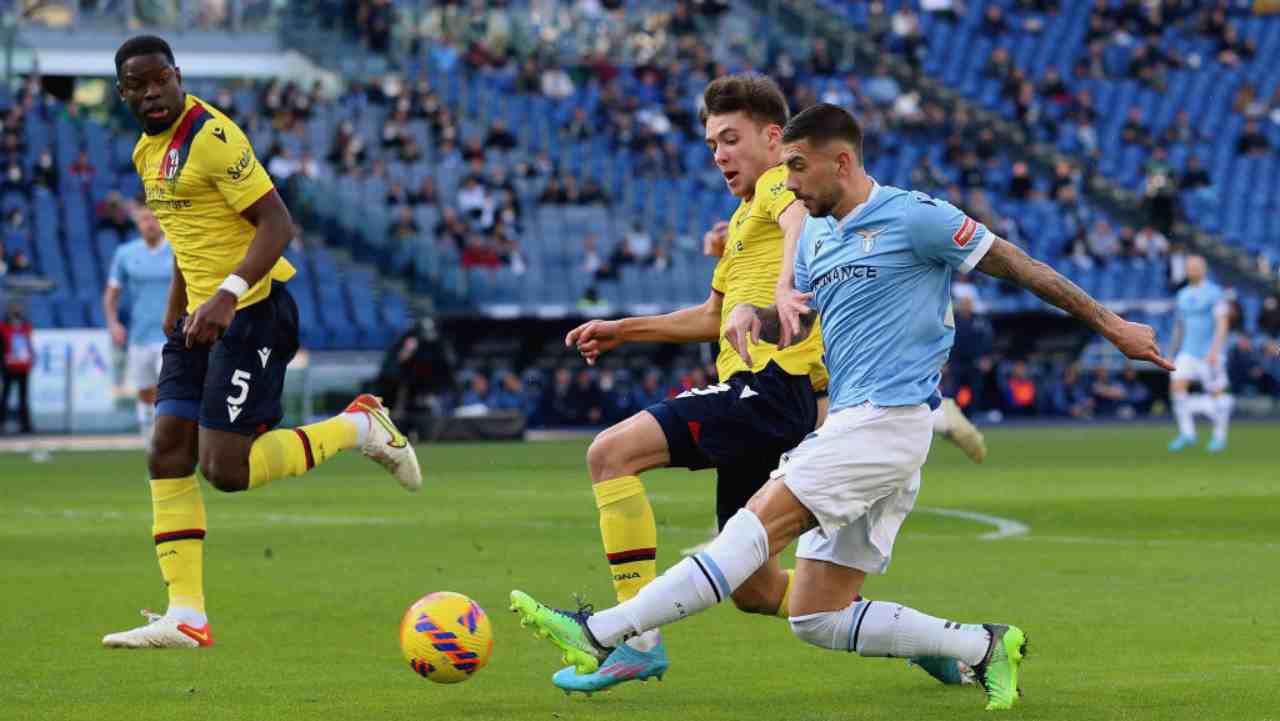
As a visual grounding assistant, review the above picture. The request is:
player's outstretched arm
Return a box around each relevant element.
[975,238,1175,370]
[566,289,724,365]
[183,190,294,347]
[722,301,817,367]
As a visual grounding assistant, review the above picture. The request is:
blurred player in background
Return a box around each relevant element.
[1167,255,1232,452]
[104,203,171,442]
[102,35,421,650]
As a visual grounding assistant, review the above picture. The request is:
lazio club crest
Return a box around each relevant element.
[855,226,884,254]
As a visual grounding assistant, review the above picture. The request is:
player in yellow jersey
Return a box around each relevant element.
[549,75,973,693]
[102,36,421,650]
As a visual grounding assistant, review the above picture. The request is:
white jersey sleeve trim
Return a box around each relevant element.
[958,230,996,274]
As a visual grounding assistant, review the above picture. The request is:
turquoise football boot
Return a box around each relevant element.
[1206,438,1227,453]
[907,655,975,685]
[1168,434,1196,451]
[552,640,669,695]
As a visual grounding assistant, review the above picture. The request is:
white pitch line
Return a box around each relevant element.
[916,506,1030,540]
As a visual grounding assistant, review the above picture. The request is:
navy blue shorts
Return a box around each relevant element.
[156,282,300,435]
[647,361,818,529]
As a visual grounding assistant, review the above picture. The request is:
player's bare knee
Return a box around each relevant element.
[147,431,196,478]
[587,429,629,482]
[199,458,248,492]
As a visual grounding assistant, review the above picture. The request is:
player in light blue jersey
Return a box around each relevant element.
[1167,255,1232,452]
[509,104,1172,712]
[104,203,173,441]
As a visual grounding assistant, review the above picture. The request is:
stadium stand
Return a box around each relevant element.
[3,0,1278,427]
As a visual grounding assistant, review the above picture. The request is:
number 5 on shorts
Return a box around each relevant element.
[227,369,251,405]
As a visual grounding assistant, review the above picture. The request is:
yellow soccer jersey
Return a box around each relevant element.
[133,93,294,313]
[710,164,828,391]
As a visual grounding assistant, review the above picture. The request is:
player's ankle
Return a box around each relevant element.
[165,605,208,626]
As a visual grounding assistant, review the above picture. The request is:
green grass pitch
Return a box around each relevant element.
[2,424,1278,721]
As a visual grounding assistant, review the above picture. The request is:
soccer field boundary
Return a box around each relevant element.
[916,506,1030,539]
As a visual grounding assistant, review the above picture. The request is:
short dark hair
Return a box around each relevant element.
[699,73,789,129]
[782,103,864,161]
[115,35,175,76]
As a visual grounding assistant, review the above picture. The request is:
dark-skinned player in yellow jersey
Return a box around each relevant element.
[103,35,421,649]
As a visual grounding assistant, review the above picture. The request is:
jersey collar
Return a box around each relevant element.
[834,178,880,232]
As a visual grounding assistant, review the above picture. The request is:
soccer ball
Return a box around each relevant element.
[399,592,494,684]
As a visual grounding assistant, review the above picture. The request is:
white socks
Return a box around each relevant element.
[165,605,207,627]
[587,508,770,648]
[343,411,371,446]
[791,599,990,666]
[930,406,951,435]
[1171,392,1195,437]
[1212,394,1233,443]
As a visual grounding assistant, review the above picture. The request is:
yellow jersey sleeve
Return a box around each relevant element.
[757,166,797,223]
[710,253,730,294]
[188,120,275,214]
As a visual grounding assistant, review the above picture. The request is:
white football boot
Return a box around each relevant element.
[102,610,213,649]
[939,397,987,464]
[346,394,422,491]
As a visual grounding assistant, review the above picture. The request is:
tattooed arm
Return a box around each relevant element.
[975,238,1175,370]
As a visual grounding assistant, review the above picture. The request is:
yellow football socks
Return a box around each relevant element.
[150,475,206,614]
[594,475,658,603]
[775,568,795,618]
[247,416,357,489]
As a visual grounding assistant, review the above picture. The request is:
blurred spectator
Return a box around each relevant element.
[1087,220,1120,262]
[1259,295,1280,337]
[461,234,501,269]
[1089,366,1128,417]
[485,119,518,152]
[1141,154,1177,234]
[1236,120,1271,156]
[96,192,132,235]
[581,234,606,278]
[68,150,95,188]
[864,64,902,107]
[982,4,1008,33]
[388,205,420,245]
[32,149,57,189]
[377,316,457,434]
[385,179,410,207]
[950,295,995,411]
[1120,106,1150,148]
[1119,364,1152,417]
[267,146,299,180]
[572,369,605,425]
[1228,336,1275,396]
[1132,226,1170,258]
[412,176,439,207]
[891,6,925,66]
[435,207,468,252]
[0,301,34,434]
[458,374,492,411]
[490,372,528,413]
[563,108,595,141]
[1048,363,1093,418]
[2,159,27,195]
[457,175,494,228]
[911,156,947,195]
[1162,110,1207,145]
[1233,82,1266,121]
[1001,360,1038,416]
[494,226,526,275]
[1008,161,1033,200]
[625,223,653,261]
[1179,155,1211,191]
[922,0,962,21]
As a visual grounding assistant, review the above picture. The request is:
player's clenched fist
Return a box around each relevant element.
[183,291,237,348]
[565,319,624,366]
[703,220,729,257]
